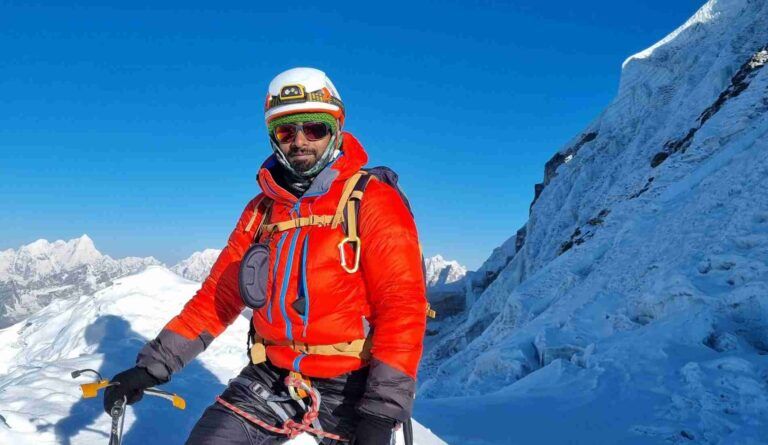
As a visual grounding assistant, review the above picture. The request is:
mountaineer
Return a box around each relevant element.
[104,67,429,445]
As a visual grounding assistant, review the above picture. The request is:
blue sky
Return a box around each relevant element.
[0,0,703,270]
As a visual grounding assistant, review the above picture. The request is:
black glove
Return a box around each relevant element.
[103,367,163,414]
[352,414,396,445]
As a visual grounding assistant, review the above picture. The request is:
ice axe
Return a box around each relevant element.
[71,368,186,445]
[392,417,414,445]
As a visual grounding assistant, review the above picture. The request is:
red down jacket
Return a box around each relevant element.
[137,132,428,422]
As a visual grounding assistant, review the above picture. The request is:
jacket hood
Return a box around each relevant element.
[257,131,369,203]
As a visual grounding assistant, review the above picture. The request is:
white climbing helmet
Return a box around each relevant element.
[264,67,345,126]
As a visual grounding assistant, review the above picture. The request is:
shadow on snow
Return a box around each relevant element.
[51,315,227,445]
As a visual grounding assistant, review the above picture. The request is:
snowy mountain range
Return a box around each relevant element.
[416,0,768,443]
[169,248,222,282]
[0,235,466,330]
[0,235,161,328]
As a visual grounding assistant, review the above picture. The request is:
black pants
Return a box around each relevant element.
[186,361,374,445]
[186,403,287,445]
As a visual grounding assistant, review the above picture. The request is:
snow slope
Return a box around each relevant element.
[0,266,445,445]
[417,0,768,443]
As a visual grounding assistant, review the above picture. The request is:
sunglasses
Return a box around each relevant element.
[273,122,331,144]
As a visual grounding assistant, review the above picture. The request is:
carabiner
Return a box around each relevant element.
[337,237,361,273]
[287,371,313,401]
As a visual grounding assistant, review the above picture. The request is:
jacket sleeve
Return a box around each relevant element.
[137,196,263,382]
[356,178,428,423]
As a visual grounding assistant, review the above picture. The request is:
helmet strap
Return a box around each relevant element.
[269,131,343,179]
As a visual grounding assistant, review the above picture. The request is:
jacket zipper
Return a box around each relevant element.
[277,201,302,340]
[300,233,310,337]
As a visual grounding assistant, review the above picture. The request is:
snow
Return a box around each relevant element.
[0,266,446,445]
[418,0,768,443]
[0,235,102,282]
[0,236,161,328]
[621,0,717,69]
[170,249,222,282]
[424,255,467,288]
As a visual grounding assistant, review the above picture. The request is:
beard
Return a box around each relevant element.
[287,151,318,172]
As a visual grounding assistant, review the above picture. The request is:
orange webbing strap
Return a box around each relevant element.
[336,172,368,273]
[257,172,366,236]
[250,336,372,364]
[250,341,267,364]
[346,199,358,241]
[244,196,273,234]
[331,172,365,229]
[338,197,361,273]
[264,215,334,234]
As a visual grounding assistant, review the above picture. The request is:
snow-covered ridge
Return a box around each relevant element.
[170,248,222,282]
[0,267,446,444]
[418,0,768,443]
[621,0,718,69]
[0,235,161,328]
[1,234,103,283]
[424,255,468,322]
[424,254,466,288]
[0,235,224,328]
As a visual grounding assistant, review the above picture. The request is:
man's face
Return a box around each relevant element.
[276,123,333,173]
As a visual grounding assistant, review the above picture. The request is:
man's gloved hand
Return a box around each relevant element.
[352,414,396,445]
[103,367,163,414]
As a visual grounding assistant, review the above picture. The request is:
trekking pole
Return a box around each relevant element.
[390,418,413,445]
[403,417,414,445]
[70,368,187,444]
[108,396,127,445]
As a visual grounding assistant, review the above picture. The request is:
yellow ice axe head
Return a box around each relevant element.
[80,380,110,398]
[171,394,186,410]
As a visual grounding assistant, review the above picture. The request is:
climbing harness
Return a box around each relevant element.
[70,368,186,445]
[216,372,348,442]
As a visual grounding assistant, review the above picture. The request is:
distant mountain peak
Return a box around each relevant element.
[424,254,467,288]
[0,235,159,328]
[171,249,222,282]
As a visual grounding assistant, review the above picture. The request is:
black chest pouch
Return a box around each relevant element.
[239,242,270,309]
[238,198,273,310]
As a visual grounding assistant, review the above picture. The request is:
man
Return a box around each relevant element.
[104,67,428,445]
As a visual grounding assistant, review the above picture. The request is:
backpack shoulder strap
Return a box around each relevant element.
[334,172,368,273]
[243,195,273,241]
[331,172,366,229]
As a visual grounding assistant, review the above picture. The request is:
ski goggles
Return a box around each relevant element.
[273,122,331,144]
